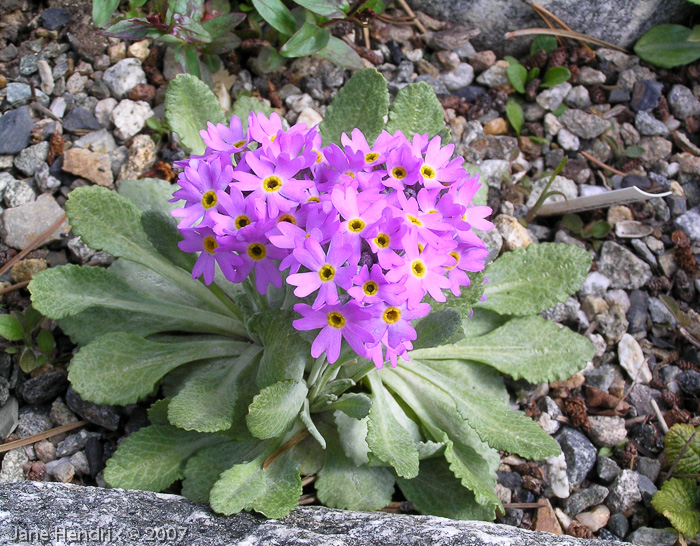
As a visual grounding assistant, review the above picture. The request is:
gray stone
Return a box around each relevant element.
[559,109,611,139]
[562,484,609,516]
[674,206,700,243]
[678,369,700,395]
[19,54,39,76]
[111,99,154,141]
[587,416,627,448]
[597,456,621,483]
[0,396,18,440]
[56,430,101,458]
[73,129,117,153]
[66,387,120,431]
[1,194,70,250]
[597,241,652,289]
[564,86,591,110]
[628,527,678,546]
[0,107,33,154]
[34,162,61,194]
[627,384,659,416]
[0,481,625,546]
[69,450,90,475]
[606,513,629,539]
[556,427,597,488]
[476,61,509,88]
[536,83,572,111]
[13,141,49,177]
[103,58,147,99]
[5,83,49,106]
[63,106,102,133]
[579,272,611,298]
[0,448,27,482]
[16,411,52,438]
[414,75,449,97]
[16,370,68,405]
[0,377,8,408]
[648,296,677,325]
[636,474,657,507]
[606,469,641,513]
[439,62,474,91]
[667,84,700,120]
[630,239,656,266]
[406,0,690,56]
[526,175,577,208]
[584,365,615,392]
[634,111,669,136]
[3,179,36,208]
[618,333,651,384]
[50,459,75,483]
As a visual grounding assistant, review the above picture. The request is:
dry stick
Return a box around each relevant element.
[580,151,627,177]
[530,2,593,52]
[663,430,698,483]
[0,421,87,454]
[0,214,67,278]
[395,0,427,35]
[298,495,316,506]
[504,28,628,52]
[650,398,669,434]
[301,475,316,487]
[504,502,543,509]
[678,325,700,349]
[363,26,371,50]
[0,281,29,296]
[530,2,565,48]
[263,429,309,469]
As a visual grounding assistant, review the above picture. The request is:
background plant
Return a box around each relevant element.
[0,306,56,373]
[28,69,594,520]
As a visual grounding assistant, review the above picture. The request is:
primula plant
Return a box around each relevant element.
[29,69,594,519]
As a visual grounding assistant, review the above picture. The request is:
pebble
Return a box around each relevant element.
[648,296,676,325]
[562,484,609,516]
[0,107,34,154]
[296,107,323,128]
[111,99,153,141]
[597,456,621,483]
[559,109,611,139]
[85,436,104,477]
[475,60,509,88]
[62,147,114,187]
[127,39,150,62]
[494,214,532,250]
[618,333,652,384]
[545,453,570,499]
[40,8,71,30]
[606,469,641,513]
[597,241,652,290]
[0,377,8,407]
[49,97,67,118]
[94,98,118,128]
[587,416,627,447]
[10,258,46,283]
[70,450,90,475]
[118,134,156,180]
[637,474,657,508]
[414,75,449,97]
[557,128,580,151]
[536,82,572,111]
[17,371,68,405]
[12,141,48,177]
[674,206,700,243]
[565,86,591,110]
[607,512,629,538]
[16,411,52,438]
[4,179,36,208]
[629,80,663,112]
[556,427,597,488]
[63,106,103,133]
[667,84,700,120]
[677,369,700,395]
[526,175,577,208]
[0,448,28,482]
[440,62,474,91]
[66,387,120,431]
[627,527,678,546]
[634,111,668,136]
[639,136,673,164]
[57,429,100,458]
[605,289,630,313]
[50,459,75,483]
[574,66,606,85]
[37,59,54,95]
[5,83,49,106]
[1,193,71,250]
[537,396,563,435]
[576,504,610,533]
[0,396,18,440]
[34,439,57,463]
[73,129,117,153]
[625,290,648,334]
[103,58,147,99]
[483,117,508,135]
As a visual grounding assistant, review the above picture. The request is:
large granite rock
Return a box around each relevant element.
[407,0,692,56]
[0,481,622,546]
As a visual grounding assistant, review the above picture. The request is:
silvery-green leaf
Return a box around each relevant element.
[334,411,369,466]
[246,379,308,439]
[411,315,594,383]
[318,392,371,419]
[478,243,591,315]
[315,36,365,71]
[462,308,508,338]
[413,308,462,350]
[141,210,197,272]
[429,271,486,320]
[289,434,325,476]
[385,82,449,142]
[300,398,326,449]
[651,478,700,537]
[147,399,171,425]
[104,424,225,491]
[118,178,178,215]
[69,332,251,405]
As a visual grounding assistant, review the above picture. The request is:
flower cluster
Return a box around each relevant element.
[172,112,492,368]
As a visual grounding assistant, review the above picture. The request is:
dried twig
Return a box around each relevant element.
[263,429,309,469]
[0,421,87,454]
[301,475,316,487]
[650,398,669,434]
[395,0,427,34]
[504,28,628,52]
[298,494,316,506]
[580,150,626,177]
[0,281,29,296]
[0,214,68,278]
[530,2,593,52]
[663,430,698,482]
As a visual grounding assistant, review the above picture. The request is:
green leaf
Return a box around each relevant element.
[404,359,560,459]
[334,411,369,465]
[147,399,171,425]
[231,95,275,133]
[165,74,226,155]
[169,347,263,432]
[316,36,365,71]
[257,45,286,73]
[118,178,177,215]
[246,379,308,439]
[530,35,558,55]
[429,270,486,320]
[505,56,527,94]
[182,440,261,503]
[300,398,326,448]
[634,25,700,69]
[652,478,700,537]
[561,213,583,234]
[506,97,524,137]
[398,457,496,520]
[462,308,508,338]
[279,22,330,58]
[93,0,120,27]
[20,348,45,373]
[319,68,389,147]
[541,66,571,88]
[366,373,419,478]
[0,314,23,341]
[141,210,197,272]
[104,424,225,491]
[413,308,462,350]
[209,450,301,518]
[411,315,594,383]
[316,392,371,419]
[252,0,297,35]
[385,82,449,142]
[624,145,646,158]
[69,332,250,405]
[689,24,700,42]
[316,424,395,511]
[36,329,55,354]
[588,220,611,239]
[664,424,700,475]
[478,243,592,315]
[294,0,347,18]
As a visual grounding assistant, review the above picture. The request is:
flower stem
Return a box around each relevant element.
[207,282,243,321]
[308,361,339,402]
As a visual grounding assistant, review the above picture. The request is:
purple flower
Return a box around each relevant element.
[178,226,241,285]
[293,301,374,363]
[200,116,249,161]
[171,158,234,228]
[348,264,405,305]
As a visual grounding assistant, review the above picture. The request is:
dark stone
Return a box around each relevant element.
[88,79,111,100]
[497,471,523,490]
[386,40,405,65]
[300,76,325,102]
[501,508,523,527]
[0,107,34,154]
[620,174,652,191]
[626,290,648,334]
[607,513,629,539]
[454,85,487,101]
[630,80,664,112]
[666,195,687,217]
[597,528,623,542]
[597,455,622,483]
[637,475,657,508]
[681,177,700,208]
[123,406,149,436]
[608,88,631,104]
[40,8,72,30]
[677,369,700,395]
[62,107,102,133]
[628,423,664,454]
[415,75,449,97]
[65,387,120,431]
[17,371,68,405]
[562,484,609,516]
[556,427,597,487]
[85,436,104,477]
[0,43,18,62]
[0,353,12,380]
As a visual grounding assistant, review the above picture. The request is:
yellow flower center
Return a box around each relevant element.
[234,215,251,229]
[314,150,323,163]
[234,139,246,148]
[307,196,321,203]
[343,171,355,179]
[203,236,218,254]
[247,243,266,261]
[363,281,378,296]
[421,165,436,179]
[319,264,335,282]
[201,190,217,209]
[374,233,390,248]
[411,260,426,278]
[382,307,401,324]
[327,311,345,329]
[418,243,425,253]
[365,152,379,163]
[446,251,460,270]
[269,134,276,142]
[278,214,296,224]
[263,176,282,192]
[349,218,366,233]
[391,166,407,180]
[407,215,423,227]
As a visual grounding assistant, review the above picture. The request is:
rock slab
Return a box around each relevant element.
[0,482,622,546]
[1,194,70,250]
